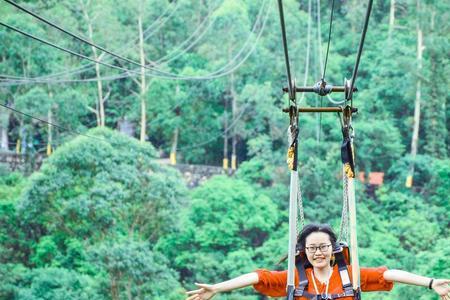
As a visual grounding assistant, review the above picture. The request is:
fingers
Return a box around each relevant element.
[186,288,204,295]
[186,294,198,300]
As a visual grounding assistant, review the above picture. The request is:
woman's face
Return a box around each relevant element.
[305,231,333,269]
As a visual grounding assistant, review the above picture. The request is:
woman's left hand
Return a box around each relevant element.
[432,279,450,300]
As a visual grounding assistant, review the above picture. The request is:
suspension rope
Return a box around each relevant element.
[299,0,312,103]
[277,0,295,100]
[321,0,335,80]
[347,0,374,104]
[316,0,344,105]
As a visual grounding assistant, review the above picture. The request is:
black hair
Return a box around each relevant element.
[277,223,338,265]
[297,223,338,250]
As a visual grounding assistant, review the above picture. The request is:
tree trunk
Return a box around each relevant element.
[230,72,237,171]
[223,97,229,170]
[126,278,132,300]
[170,127,179,165]
[47,107,52,156]
[388,0,395,40]
[406,0,423,188]
[110,275,119,300]
[81,1,104,127]
[138,5,148,143]
[423,8,446,158]
[170,86,180,165]
[0,109,9,151]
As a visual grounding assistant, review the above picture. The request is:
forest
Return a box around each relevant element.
[0,0,448,299]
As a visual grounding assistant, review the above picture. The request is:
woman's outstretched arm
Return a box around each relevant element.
[383,269,450,299]
[186,272,259,300]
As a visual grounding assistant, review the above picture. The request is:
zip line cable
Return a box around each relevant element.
[0,0,209,85]
[316,0,344,105]
[0,21,143,76]
[0,0,182,83]
[277,0,294,100]
[0,102,105,142]
[4,0,252,81]
[0,0,270,85]
[347,0,373,105]
[3,0,183,75]
[116,0,269,80]
[322,0,335,80]
[47,0,182,80]
[299,0,312,103]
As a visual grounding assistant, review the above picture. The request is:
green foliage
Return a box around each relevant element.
[0,0,448,299]
[89,240,183,300]
[158,176,279,298]
[16,267,102,300]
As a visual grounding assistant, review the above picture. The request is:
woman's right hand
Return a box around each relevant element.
[186,283,217,300]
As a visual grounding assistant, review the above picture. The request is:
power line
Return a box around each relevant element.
[1,0,182,83]
[0,0,270,85]
[31,1,183,81]
[4,0,238,80]
[0,21,142,76]
[0,102,105,142]
[3,0,172,74]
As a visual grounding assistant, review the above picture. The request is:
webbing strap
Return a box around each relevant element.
[295,258,309,297]
[294,247,357,299]
[335,251,353,295]
[293,290,355,299]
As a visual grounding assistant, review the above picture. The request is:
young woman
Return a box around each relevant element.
[186,224,450,300]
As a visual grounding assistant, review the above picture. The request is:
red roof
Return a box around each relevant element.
[358,172,384,185]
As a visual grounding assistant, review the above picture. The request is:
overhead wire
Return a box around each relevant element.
[0,0,270,85]
[3,0,267,81]
[316,0,344,105]
[347,0,374,105]
[276,0,294,100]
[0,102,105,142]
[2,0,184,76]
[0,21,144,76]
[299,0,312,103]
[0,0,182,83]
[321,0,335,80]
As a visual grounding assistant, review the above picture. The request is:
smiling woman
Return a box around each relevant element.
[186,224,450,300]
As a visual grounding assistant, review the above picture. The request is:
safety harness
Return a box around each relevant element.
[294,243,361,300]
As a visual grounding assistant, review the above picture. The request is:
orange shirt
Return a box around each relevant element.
[253,265,394,299]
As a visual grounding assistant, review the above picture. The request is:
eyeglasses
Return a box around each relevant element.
[305,244,332,253]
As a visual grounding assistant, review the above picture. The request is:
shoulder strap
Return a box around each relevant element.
[335,251,354,297]
[294,250,361,299]
[294,256,310,297]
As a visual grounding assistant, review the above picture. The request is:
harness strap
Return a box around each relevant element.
[295,258,309,297]
[293,245,360,299]
[335,251,353,296]
[293,290,356,299]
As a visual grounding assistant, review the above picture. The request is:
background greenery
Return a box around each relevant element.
[0,0,448,299]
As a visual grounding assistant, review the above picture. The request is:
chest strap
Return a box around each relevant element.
[293,250,360,299]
